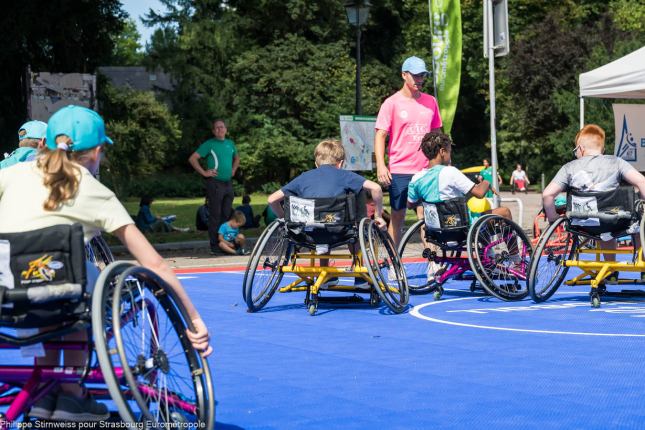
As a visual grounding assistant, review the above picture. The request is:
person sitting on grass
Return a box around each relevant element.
[236,195,261,228]
[218,210,251,255]
[407,131,513,283]
[137,195,189,233]
[0,121,47,169]
[0,105,211,421]
[196,197,209,231]
[542,124,645,284]
[267,139,387,290]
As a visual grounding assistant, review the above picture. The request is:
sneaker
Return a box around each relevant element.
[388,267,398,282]
[30,388,59,420]
[236,248,250,255]
[354,277,370,290]
[320,277,339,290]
[604,271,619,285]
[50,391,109,422]
[210,248,222,255]
[427,262,441,283]
[178,227,190,232]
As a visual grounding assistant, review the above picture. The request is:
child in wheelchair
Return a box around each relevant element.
[542,124,645,283]
[0,106,211,421]
[406,131,514,283]
[268,139,387,289]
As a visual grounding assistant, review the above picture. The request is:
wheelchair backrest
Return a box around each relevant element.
[566,187,637,236]
[0,223,86,290]
[423,197,470,230]
[284,192,367,225]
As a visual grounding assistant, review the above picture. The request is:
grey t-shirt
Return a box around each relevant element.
[552,155,633,192]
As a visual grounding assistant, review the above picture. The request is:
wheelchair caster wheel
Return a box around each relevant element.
[308,305,317,316]
[592,297,600,308]
[433,290,442,301]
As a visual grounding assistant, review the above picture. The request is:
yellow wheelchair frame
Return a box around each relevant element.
[243,218,409,315]
[529,208,645,307]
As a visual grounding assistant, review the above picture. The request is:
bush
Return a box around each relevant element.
[101,173,206,198]
[259,181,283,195]
[232,179,246,196]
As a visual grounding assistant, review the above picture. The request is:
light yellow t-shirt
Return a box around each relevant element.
[0,162,134,243]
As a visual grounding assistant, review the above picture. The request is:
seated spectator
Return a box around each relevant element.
[137,195,189,233]
[0,121,47,169]
[366,190,391,226]
[262,204,278,226]
[236,195,261,228]
[196,198,209,231]
[218,210,251,255]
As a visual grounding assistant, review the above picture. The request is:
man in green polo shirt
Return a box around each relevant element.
[189,119,240,254]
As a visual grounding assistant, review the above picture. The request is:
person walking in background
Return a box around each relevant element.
[196,197,209,231]
[188,119,240,254]
[510,164,530,193]
[479,158,503,198]
[374,56,443,247]
[236,195,261,228]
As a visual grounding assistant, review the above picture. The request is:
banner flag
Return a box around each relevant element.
[429,0,462,135]
[613,104,645,171]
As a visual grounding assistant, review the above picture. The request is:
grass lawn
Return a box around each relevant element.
[104,194,424,245]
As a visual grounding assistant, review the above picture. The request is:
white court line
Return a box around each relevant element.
[177,276,197,279]
[409,293,645,337]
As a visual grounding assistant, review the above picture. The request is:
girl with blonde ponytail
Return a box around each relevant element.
[0,106,211,422]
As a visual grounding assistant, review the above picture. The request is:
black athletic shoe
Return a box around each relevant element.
[354,277,370,290]
[210,248,222,255]
[320,277,339,289]
[30,388,59,420]
[604,271,620,285]
[50,391,109,422]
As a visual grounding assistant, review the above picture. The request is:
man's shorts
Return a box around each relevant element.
[388,173,415,211]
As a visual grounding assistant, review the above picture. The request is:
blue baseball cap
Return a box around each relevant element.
[46,105,113,151]
[19,121,47,140]
[402,56,430,75]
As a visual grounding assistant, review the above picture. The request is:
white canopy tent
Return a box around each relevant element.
[579,46,645,128]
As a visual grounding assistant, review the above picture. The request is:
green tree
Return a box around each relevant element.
[111,18,145,66]
[0,0,127,153]
[98,75,182,197]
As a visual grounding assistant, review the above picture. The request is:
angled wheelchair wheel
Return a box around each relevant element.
[243,220,278,298]
[92,263,215,429]
[528,217,576,303]
[360,218,409,313]
[467,214,532,301]
[85,234,114,271]
[243,220,292,312]
[398,219,458,295]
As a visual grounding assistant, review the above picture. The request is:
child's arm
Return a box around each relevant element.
[218,233,225,242]
[470,180,498,199]
[114,224,212,356]
[624,169,645,198]
[268,190,286,218]
[542,182,564,223]
[362,180,387,230]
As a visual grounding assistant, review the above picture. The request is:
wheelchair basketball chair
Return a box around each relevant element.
[243,193,409,315]
[398,197,534,301]
[529,187,644,307]
[0,224,214,428]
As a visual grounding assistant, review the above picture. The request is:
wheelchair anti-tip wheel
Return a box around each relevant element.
[92,262,215,429]
[467,214,532,301]
[359,218,409,313]
[398,219,459,295]
[528,217,576,303]
[243,220,292,312]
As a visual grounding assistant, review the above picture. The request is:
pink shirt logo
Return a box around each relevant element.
[375,92,443,174]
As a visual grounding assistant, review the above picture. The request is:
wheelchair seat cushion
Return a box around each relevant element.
[566,187,638,237]
[283,193,367,246]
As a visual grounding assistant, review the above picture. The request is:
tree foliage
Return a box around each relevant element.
[110,18,145,66]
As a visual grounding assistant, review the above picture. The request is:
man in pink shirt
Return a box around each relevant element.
[375,56,443,246]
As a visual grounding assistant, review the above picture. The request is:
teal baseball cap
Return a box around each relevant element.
[46,105,113,151]
[19,121,47,140]
[402,56,430,75]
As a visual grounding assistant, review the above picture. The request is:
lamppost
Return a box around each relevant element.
[344,0,372,116]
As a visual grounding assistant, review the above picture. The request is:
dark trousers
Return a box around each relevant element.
[206,178,234,249]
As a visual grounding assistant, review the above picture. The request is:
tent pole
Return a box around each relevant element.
[580,96,584,130]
